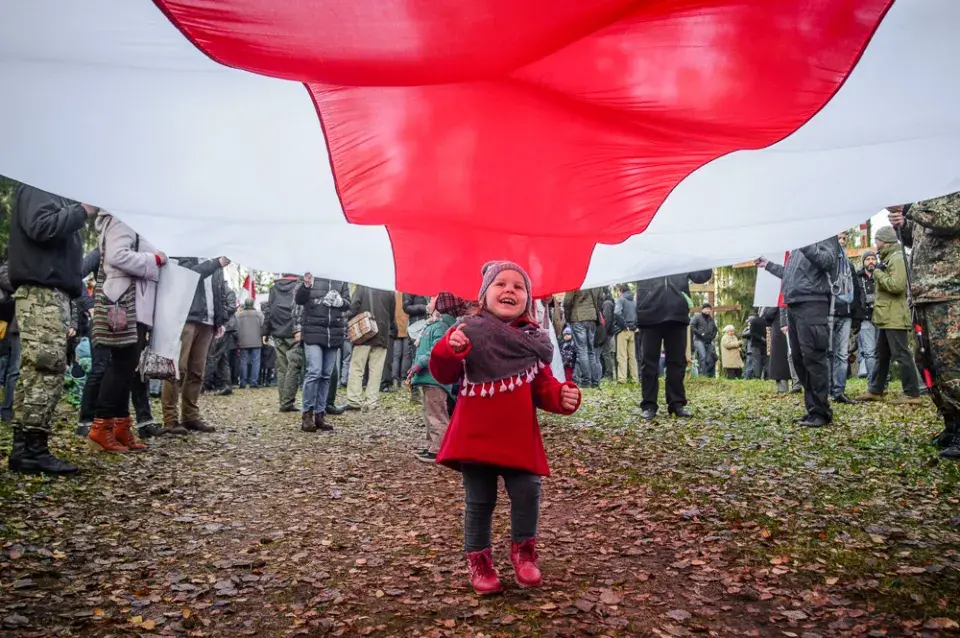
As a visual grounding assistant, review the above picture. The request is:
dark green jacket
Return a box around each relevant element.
[873,243,910,330]
[410,314,456,396]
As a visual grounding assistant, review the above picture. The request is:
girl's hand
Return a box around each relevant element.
[560,385,580,412]
[448,326,470,353]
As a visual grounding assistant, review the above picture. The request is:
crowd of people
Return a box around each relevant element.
[0,180,957,595]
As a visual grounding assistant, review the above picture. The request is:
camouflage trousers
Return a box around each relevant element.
[916,301,960,419]
[13,285,70,433]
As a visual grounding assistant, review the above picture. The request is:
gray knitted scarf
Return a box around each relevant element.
[455,311,555,398]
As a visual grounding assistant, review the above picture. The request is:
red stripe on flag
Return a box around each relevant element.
[154,0,892,296]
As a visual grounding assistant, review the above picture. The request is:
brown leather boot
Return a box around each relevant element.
[87,418,129,453]
[315,411,333,432]
[301,411,318,432]
[113,417,147,451]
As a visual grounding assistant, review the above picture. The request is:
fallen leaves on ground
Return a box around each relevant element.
[0,377,957,636]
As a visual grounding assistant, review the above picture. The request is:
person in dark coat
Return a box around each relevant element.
[634,270,712,419]
[345,285,396,410]
[690,303,718,378]
[759,236,841,427]
[264,274,303,412]
[296,274,351,431]
[161,256,234,434]
[401,293,429,401]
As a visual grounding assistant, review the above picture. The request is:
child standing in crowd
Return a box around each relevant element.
[720,324,744,379]
[559,326,577,382]
[429,261,581,595]
[409,293,463,463]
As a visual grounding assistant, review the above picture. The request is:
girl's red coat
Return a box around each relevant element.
[429,323,581,476]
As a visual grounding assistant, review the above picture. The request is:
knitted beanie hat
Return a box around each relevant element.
[478,261,534,318]
[875,226,898,243]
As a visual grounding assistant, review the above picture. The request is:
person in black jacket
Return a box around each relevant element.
[743,311,768,380]
[296,274,351,432]
[852,251,878,380]
[634,270,712,419]
[264,274,303,412]
[6,183,97,475]
[401,293,428,402]
[690,304,718,378]
[759,235,841,428]
[161,255,233,434]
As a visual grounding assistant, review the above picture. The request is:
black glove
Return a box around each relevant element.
[875,262,887,271]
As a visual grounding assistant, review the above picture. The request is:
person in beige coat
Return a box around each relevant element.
[720,325,744,379]
[88,213,167,452]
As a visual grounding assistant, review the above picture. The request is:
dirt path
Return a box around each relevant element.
[1,381,958,636]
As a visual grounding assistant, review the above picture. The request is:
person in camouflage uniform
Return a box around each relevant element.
[6,184,97,475]
[889,192,960,460]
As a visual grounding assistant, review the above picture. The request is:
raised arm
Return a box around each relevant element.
[16,186,88,243]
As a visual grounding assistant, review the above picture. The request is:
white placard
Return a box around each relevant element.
[151,260,201,364]
[753,253,786,308]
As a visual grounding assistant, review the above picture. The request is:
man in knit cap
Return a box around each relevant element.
[857,225,922,405]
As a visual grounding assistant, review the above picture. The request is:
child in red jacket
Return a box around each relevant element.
[429,261,581,595]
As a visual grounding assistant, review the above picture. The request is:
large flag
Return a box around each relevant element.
[1,1,958,297]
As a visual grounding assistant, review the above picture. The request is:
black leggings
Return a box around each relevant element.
[95,324,148,420]
[461,464,541,553]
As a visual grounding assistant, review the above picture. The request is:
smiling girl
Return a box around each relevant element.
[429,261,581,595]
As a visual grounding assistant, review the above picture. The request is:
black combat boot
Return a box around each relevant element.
[301,411,318,432]
[938,418,960,460]
[8,429,80,476]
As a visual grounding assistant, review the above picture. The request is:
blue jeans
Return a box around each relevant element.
[239,347,261,388]
[692,339,715,378]
[829,316,852,397]
[302,344,339,414]
[857,319,877,381]
[571,321,598,386]
[1,334,21,421]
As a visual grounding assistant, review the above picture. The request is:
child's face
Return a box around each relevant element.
[563,333,572,341]
[484,270,528,321]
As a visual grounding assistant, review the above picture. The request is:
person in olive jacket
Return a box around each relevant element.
[345,285,396,411]
[858,226,922,404]
[634,270,712,420]
[295,274,351,431]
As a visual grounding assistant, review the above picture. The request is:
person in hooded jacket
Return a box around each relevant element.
[264,274,303,412]
[634,270,712,419]
[296,274,351,432]
[758,236,841,428]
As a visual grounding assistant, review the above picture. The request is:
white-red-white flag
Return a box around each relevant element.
[1,0,958,297]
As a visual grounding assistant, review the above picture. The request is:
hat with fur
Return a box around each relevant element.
[478,261,534,318]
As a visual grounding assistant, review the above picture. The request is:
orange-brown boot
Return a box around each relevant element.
[112,418,147,452]
[87,418,129,453]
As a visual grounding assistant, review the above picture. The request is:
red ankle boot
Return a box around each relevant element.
[466,548,503,595]
[510,539,542,588]
[113,418,147,451]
